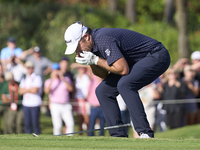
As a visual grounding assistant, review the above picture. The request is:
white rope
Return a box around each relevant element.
[152,98,200,104]
[1,98,200,105]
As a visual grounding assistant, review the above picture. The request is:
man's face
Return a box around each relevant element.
[59,60,68,72]
[75,35,93,57]
[192,59,200,64]
[8,79,15,85]
[51,70,60,79]
[34,52,40,56]
[27,67,34,75]
[78,67,87,74]
[7,42,16,50]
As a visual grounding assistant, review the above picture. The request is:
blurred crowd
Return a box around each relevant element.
[1,37,200,137]
[0,37,105,136]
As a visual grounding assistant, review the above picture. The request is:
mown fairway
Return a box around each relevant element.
[0,115,200,150]
[0,134,200,150]
[1,125,200,150]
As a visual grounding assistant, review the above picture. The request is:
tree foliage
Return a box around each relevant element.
[0,1,200,65]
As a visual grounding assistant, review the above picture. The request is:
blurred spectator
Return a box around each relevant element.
[6,56,27,83]
[153,76,167,132]
[44,63,74,136]
[154,102,167,132]
[139,83,160,129]
[191,51,200,71]
[0,37,32,71]
[1,71,23,134]
[59,56,75,100]
[190,51,200,123]
[19,61,43,134]
[161,67,187,129]
[0,63,8,134]
[0,37,22,69]
[116,94,130,135]
[59,56,75,134]
[22,46,53,80]
[71,64,90,134]
[182,65,199,125]
[60,57,73,83]
[173,58,190,78]
[87,68,105,136]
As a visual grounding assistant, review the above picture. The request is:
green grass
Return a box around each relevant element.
[155,124,200,139]
[0,133,200,150]
[1,114,200,149]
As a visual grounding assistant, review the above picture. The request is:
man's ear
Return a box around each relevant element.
[83,34,90,41]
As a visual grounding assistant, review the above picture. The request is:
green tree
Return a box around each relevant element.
[125,0,137,23]
[175,0,190,59]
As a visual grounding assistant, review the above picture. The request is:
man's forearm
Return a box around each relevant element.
[90,65,109,79]
[76,51,129,76]
[96,57,129,76]
[62,79,73,92]
[19,87,39,94]
[20,48,33,60]
[19,88,27,95]
[44,81,53,94]
[27,87,39,94]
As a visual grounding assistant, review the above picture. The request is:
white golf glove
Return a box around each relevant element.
[75,51,99,65]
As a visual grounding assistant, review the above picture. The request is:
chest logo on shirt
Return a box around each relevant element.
[105,49,111,56]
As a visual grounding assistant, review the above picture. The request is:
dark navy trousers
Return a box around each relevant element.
[23,106,40,134]
[96,48,170,137]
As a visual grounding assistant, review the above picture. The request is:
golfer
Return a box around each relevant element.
[64,21,170,138]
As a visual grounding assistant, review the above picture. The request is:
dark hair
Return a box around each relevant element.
[8,37,16,43]
[81,28,92,42]
[86,28,92,35]
[60,56,69,62]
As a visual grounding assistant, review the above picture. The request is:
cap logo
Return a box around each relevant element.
[65,40,72,44]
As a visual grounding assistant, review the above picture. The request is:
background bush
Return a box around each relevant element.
[0,1,200,65]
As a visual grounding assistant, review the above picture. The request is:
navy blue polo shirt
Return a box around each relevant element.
[91,28,162,66]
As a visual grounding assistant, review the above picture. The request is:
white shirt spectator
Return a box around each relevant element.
[139,85,156,128]
[75,74,90,99]
[20,72,43,107]
[116,94,127,111]
[7,63,27,83]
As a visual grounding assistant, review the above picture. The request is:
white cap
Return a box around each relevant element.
[64,22,88,55]
[34,46,40,53]
[25,61,34,68]
[191,51,200,60]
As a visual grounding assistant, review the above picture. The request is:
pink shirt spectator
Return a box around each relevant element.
[44,77,71,104]
[87,74,102,107]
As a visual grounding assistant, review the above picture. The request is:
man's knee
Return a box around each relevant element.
[117,79,142,93]
[95,83,106,99]
[117,80,133,93]
[95,82,118,103]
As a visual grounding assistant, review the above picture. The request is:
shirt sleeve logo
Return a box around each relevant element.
[105,49,111,56]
